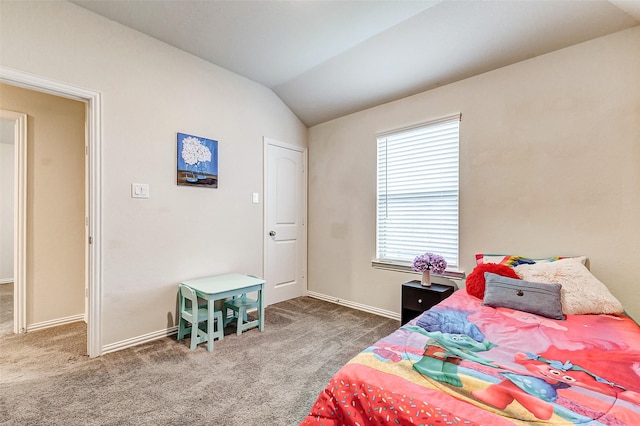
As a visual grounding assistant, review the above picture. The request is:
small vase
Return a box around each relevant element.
[185,164,198,183]
[421,270,431,287]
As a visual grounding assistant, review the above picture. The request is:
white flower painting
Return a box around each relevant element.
[177,132,218,188]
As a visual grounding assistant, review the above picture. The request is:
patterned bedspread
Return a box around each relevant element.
[301,290,640,425]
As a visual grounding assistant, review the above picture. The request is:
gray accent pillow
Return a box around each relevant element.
[483,272,565,320]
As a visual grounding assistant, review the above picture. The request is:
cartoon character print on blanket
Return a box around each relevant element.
[301,290,640,426]
[404,307,497,387]
[408,306,640,422]
[473,347,640,421]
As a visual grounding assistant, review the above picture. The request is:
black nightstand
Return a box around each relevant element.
[401,280,455,325]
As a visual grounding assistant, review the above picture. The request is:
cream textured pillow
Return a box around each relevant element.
[514,258,623,315]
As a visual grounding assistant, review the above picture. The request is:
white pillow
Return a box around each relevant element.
[514,258,623,315]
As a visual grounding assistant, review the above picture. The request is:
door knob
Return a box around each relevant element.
[269,231,276,237]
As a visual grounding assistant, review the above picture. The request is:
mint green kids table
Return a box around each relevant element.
[179,273,265,352]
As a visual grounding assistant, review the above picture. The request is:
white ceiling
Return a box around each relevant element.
[71,0,640,127]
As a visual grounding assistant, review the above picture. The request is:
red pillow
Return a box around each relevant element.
[466,263,520,299]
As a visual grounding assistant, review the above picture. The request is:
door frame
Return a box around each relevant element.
[262,137,308,305]
[0,109,26,335]
[0,66,103,357]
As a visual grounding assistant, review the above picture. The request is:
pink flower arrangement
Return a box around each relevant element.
[412,252,447,274]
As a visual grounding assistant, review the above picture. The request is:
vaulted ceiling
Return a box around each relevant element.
[72,0,640,127]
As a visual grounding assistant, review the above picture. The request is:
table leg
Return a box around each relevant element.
[207,298,214,352]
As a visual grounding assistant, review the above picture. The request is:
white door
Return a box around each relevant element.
[264,139,306,306]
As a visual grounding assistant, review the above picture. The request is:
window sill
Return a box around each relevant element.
[371,259,465,280]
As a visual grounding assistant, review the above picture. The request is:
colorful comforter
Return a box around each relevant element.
[301,290,640,425]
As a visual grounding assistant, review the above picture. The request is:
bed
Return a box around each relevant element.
[300,256,640,425]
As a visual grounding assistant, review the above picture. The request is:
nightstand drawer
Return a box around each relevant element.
[403,286,438,311]
[401,281,455,325]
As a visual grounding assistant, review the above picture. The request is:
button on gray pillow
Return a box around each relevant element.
[482,272,565,320]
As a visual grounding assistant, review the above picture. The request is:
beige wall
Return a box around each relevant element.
[308,27,640,320]
[0,84,86,325]
[0,1,307,347]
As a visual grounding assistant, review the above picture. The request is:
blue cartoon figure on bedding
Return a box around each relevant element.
[405,307,496,387]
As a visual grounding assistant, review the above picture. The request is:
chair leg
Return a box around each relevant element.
[182,313,226,351]
[226,305,238,326]
[190,324,198,350]
[214,311,224,341]
[188,321,205,350]
[177,319,185,340]
[178,318,191,341]
[236,307,246,336]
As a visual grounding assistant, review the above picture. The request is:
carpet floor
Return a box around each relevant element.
[0,295,399,425]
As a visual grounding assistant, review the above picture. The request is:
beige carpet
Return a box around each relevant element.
[0,296,399,425]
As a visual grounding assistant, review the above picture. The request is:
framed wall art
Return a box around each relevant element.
[177,132,218,188]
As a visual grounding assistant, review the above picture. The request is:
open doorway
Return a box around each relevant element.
[0,113,22,337]
[1,91,85,343]
[0,68,102,357]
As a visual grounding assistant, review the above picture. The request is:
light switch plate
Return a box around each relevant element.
[252,192,259,204]
[131,183,149,199]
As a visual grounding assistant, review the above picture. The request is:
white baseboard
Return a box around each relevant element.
[27,314,85,332]
[100,295,399,356]
[0,278,13,284]
[102,326,179,355]
[306,291,400,322]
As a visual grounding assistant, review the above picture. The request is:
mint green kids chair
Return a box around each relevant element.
[178,284,224,351]
[223,293,260,336]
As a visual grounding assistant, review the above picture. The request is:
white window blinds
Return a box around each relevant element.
[376,113,460,270]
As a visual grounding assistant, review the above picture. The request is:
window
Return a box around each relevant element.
[376,113,460,272]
